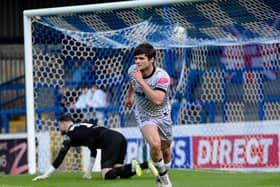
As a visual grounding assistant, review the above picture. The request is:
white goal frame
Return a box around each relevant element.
[23,0,191,174]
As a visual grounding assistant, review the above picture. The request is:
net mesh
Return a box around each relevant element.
[30,0,280,171]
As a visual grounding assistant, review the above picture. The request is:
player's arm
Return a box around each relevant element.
[138,79,166,105]
[52,136,71,168]
[124,82,135,107]
[83,149,97,179]
[131,68,168,105]
[32,135,71,181]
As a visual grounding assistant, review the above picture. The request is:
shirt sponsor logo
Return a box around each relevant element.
[157,77,169,84]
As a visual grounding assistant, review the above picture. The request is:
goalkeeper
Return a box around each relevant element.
[33,115,158,181]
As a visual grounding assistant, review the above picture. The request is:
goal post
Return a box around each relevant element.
[23,0,190,174]
[24,0,280,174]
[23,12,36,174]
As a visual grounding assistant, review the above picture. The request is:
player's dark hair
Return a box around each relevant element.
[58,115,74,122]
[134,43,156,59]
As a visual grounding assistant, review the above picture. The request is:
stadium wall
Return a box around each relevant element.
[1,120,279,174]
[0,133,28,174]
[120,121,280,172]
[36,121,280,173]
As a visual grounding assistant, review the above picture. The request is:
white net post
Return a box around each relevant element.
[23,12,36,174]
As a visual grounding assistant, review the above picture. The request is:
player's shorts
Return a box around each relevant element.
[135,110,172,141]
[100,130,127,168]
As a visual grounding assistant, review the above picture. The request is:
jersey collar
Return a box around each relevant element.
[143,65,156,79]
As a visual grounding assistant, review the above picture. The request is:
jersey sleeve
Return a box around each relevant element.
[154,70,170,93]
[127,64,137,80]
[52,135,71,169]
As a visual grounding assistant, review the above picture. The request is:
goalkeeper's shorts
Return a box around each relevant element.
[100,130,127,168]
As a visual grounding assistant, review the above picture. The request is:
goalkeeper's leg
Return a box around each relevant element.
[103,161,142,179]
[102,164,136,179]
[117,160,158,178]
[103,160,157,179]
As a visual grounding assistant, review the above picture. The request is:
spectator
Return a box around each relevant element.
[86,85,109,126]
[70,85,88,109]
[57,85,68,114]
[71,61,83,89]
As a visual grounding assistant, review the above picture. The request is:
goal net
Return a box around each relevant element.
[24,0,280,173]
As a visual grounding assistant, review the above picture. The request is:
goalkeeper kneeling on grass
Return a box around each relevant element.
[32,115,158,181]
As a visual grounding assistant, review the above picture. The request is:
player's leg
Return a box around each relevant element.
[102,132,141,179]
[141,124,169,178]
[123,160,158,177]
[155,119,173,187]
[113,136,140,178]
[135,111,166,175]
[103,163,139,179]
[100,151,118,179]
[141,124,162,162]
[141,125,170,186]
[102,165,138,180]
[101,131,126,179]
[115,159,158,178]
[161,140,172,169]
[102,162,145,179]
[101,168,114,179]
[155,140,172,187]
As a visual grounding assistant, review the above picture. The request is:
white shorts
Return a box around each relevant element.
[135,110,172,140]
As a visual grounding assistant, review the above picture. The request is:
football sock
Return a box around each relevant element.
[164,161,171,170]
[140,161,148,169]
[153,159,167,174]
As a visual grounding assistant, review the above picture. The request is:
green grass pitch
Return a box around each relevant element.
[0,169,279,187]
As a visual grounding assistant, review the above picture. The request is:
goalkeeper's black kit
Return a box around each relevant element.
[52,123,127,169]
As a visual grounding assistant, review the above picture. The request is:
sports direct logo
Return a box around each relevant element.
[192,134,279,168]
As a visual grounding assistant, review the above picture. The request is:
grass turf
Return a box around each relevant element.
[0,169,279,187]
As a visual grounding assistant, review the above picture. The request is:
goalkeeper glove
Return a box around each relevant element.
[82,156,96,179]
[32,165,55,181]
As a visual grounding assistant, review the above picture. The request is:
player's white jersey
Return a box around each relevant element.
[128,64,171,117]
